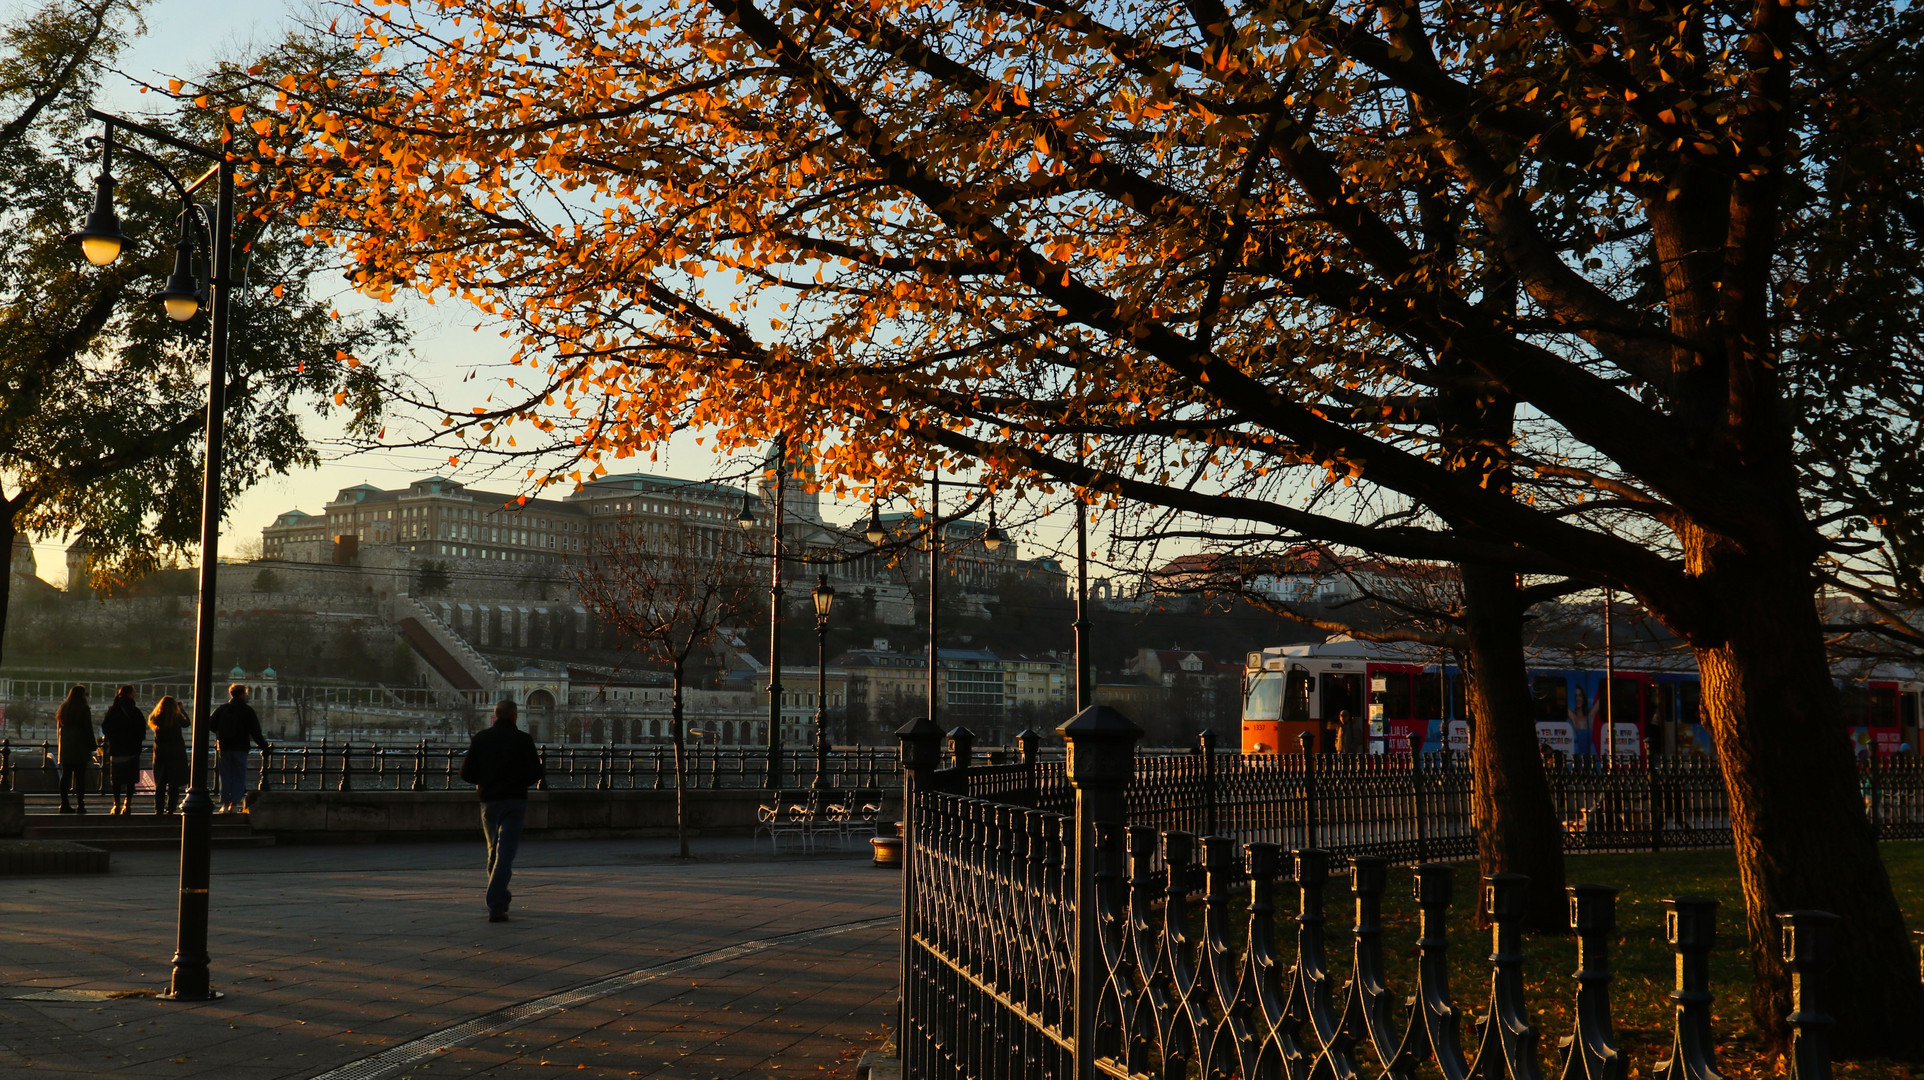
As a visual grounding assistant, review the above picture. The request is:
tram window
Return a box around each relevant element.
[1244,674,1284,721]
[1606,679,1642,724]
[1681,683,1702,725]
[1415,672,1444,720]
[1379,672,1413,719]
[1652,684,1675,727]
[1842,685,1870,728]
[1903,692,1921,730]
[1868,685,1899,727]
[1450,674,1470,721]
[1531,677,1568,723]
[1285,671,1313,725]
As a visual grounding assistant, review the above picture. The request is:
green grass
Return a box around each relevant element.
[1352,842,1924,1078]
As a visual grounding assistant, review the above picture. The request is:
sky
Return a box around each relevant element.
[17,0,800,582]
[11,0,1145,589]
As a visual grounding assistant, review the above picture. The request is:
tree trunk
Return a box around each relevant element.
[0,510,14,675]
[1688,541,1924,1056]
[672,660,689,859]
[1460,563,1569,932]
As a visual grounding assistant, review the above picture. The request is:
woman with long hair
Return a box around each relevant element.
[100,685,145,815]
[148,695,190,815]
[54,685,93,814]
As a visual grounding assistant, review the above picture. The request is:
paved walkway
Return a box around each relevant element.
[0,837,901,1078]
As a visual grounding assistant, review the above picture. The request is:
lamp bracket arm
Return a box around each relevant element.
[95,137,196,204]
[86,109,220,164]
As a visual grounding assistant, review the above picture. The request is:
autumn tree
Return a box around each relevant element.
[0,0,396,666]
[572,508,757,858]
[232,0,1924,1052]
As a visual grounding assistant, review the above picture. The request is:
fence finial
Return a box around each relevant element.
[1778,910,1837,1080]
[948,726,976,775]
[1016,728,1039,765]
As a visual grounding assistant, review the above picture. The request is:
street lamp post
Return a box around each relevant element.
[811,575,835,799]
[68,108,232,1002]
[738,434,786,789]
[867,478,1006,734]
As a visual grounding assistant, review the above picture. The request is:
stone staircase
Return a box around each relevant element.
[402,597,500,692]
[19,795,274,851]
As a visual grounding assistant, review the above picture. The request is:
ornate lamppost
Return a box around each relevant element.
[737,433,787,788]
[67,109,232,1002]
[810,575,835,797]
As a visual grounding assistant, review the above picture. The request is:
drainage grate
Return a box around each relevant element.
[306,914,895,1080]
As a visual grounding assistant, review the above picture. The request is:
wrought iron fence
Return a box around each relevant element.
[900,715,1894,1080]
[961,744,1924,858]
[0,737,900,797]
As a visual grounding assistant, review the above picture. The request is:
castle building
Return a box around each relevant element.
[263,473,750,568]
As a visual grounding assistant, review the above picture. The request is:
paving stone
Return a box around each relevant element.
[1,837,898,1079]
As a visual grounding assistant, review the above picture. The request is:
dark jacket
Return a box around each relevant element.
[101,698,146,757]
[211,700,269,753]
[459,722,544,802]
[151,720,190,784]
[55,698,94,766]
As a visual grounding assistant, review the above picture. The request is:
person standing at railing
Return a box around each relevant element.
[55,686,93,814]
[459,699,545,923]
[211,685,271,814]
[100,686,146,816]
[148,696,190,815]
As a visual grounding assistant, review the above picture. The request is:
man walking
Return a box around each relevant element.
[211,684,271,813]
[459,700,544,922]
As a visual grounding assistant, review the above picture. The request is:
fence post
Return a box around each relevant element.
[1866,747,1882,839]
[1649,759,1663,853]
[0,738,10,793]
[1563,884,1624,1080]
[257,749,274,795]
[1017,728,1039,807]
[1060,704,1142,1080]
[948,726,976,785]
[412,740,427,792]
[1199,728,1218,837]
[1778,910,1837,1080]
[338,741,354,793]
[1412,748,1429,863]
[1300,731,1319,851]
[895,716,945,1064]
[1654,897,1720,1080]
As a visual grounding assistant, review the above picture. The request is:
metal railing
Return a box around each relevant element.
[899,722,1879,1080]
[961,745,1924,859]
[0,738,902,797]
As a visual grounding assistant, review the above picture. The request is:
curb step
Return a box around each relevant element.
[855,1046,901,1080]
[20,816,274,851]
[0,839,111,875]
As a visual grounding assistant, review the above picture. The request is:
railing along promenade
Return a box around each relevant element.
[0,738,902,797]
[897,711,1911,1080]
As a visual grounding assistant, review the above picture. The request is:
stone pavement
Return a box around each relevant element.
[0,836,902,1079]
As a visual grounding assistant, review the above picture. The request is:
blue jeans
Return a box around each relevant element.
[481,798,527,914]
[218,751,251,805]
